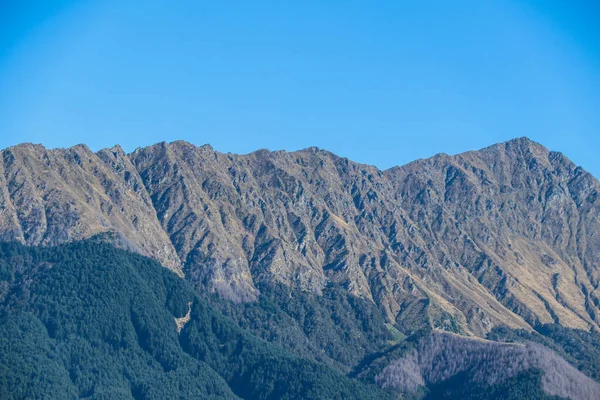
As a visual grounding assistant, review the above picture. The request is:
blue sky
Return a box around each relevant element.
[0,1,599,175]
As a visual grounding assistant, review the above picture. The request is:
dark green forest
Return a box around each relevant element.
[422,369,564,400]
[2,240,600,399]
[208,279,395,372]
[0,241,390,400]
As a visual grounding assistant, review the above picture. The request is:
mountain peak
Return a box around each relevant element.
[1,138,599,338]
[495,136,548,152]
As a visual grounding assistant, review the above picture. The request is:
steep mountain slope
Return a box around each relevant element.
[366,331,600,400]
[386,139,600,333]
[0,143,181,273]
[1,138,599,337]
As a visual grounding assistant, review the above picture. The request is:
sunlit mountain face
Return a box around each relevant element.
[1,138,600,399]
[2,1,599,398]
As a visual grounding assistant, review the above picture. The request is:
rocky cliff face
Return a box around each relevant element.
[0,143,182,274]
[1,138,598,336]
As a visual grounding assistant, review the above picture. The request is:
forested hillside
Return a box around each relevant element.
[355,330,600,400]
[488,324,600,383]
[3,240,600,399]
[0,240,390,400]
[208,280,396,372]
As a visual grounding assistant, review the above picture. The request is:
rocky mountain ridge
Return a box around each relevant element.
[1,137,599,337]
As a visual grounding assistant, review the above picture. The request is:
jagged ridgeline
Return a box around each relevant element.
[2,138,600,399]
[1,138,600,338]
[0,240,390,400]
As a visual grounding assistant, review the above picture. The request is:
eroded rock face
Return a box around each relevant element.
[386,139,600,333]
[1,138,599,336]
[0,143,182,275]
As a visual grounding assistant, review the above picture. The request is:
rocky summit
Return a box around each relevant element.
[1,137,599,337]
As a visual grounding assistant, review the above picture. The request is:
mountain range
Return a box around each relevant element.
[1,137,600,399]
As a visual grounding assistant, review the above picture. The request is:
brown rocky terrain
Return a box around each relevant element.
[0,143,182,274]
[1,137,598,337]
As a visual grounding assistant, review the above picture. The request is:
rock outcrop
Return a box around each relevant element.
[0,143,182,274]
[1,138,599,336]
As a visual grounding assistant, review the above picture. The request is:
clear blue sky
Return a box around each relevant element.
[0,1,599,175]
